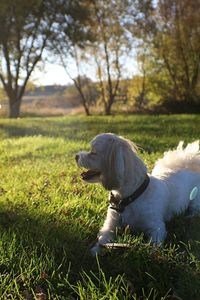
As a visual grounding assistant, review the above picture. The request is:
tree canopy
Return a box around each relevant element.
[0,0,92,117]
[131,0,200,111]
[0,0,200,117]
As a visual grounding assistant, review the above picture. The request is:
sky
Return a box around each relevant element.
[32,50,138,87]
[32,50,99,86]
[32,63,73,86]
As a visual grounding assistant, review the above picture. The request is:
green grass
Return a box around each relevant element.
[0,114,200,299]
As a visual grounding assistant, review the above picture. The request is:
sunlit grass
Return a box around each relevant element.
[0,115,200,299]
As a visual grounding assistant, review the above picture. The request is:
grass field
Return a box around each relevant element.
[1,114,200,299]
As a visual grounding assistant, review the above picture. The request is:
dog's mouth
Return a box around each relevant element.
[81,169,101,181]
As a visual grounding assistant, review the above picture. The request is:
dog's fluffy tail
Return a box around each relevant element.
[152,140,200,177]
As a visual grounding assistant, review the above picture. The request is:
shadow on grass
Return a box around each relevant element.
[1,115,200,150]
[0,115,200,153]
[1,207,200,299]
[0,207,98,298]
[166,214,200,259]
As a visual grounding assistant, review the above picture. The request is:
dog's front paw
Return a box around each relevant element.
[90,245,100,256]
[90,244,105,256]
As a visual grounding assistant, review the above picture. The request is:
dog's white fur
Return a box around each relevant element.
[76,133,200,255]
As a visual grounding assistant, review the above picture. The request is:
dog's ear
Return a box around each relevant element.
[102,139,125,190]
[101,136,147,190]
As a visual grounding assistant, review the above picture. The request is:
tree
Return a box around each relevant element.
[47,0,94,115]
[90,0,131,115]
[56,44,94,115]
[53,0,137,115]
[158,0,200,104]
[134,46,149,110]
[57,0,131,116]
[0,0,93,118]
[131,0,200,110]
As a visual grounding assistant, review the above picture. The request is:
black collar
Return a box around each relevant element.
[109,174,150,213]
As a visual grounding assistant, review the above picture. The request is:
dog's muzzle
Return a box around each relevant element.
[75,153,101,181]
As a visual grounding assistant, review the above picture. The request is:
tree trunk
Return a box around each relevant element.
[83,103,91,116]
[9,97,21,118]
[105,102,112,115]
[105,108,111,115]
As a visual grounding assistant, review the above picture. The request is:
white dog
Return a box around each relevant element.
[75,133,200,255]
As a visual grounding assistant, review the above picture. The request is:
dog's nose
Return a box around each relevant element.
[75,154,79,163]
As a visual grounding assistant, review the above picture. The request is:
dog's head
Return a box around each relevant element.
[75,133,147,190]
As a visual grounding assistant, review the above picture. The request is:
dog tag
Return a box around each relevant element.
[190,186,198,201]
